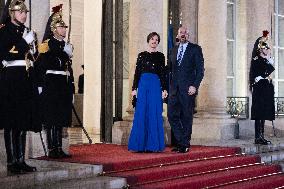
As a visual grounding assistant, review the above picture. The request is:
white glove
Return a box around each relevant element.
[24,30,35,44]
[267,57,274,65]
[72,94,75,104]
[255,76,264,83]
[64,43,73,58]
[22,28,29,38]
[2,60,8,67]
[38,87,42,94]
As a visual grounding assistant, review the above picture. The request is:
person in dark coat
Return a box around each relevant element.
[249,31,275,145]
[167,26,204,153]
[78,65,84,94]
[0,0,39,174]
[36,4,74,158]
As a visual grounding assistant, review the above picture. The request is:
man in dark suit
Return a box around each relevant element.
[168,26,204,153]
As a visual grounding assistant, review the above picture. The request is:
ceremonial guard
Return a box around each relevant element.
[0,0,40,174]
[36,4,74,158]
[249,31,275,145]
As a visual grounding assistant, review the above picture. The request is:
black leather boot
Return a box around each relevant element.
[46,126,59,158]
[4,128,22,174]
[56,127,71,158]
[260,120,271,144]
[18,131,37,172]
[10,129,26,174]
[254,120,268,145]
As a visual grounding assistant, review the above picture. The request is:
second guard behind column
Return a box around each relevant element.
[35,4,75,158]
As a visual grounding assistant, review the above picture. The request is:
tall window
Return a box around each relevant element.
[227,0,236,96]
[274,0,284,96]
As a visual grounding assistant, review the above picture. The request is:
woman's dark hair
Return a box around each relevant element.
[147,32,160,43]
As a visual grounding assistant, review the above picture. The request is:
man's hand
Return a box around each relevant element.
[162,90,168,99]
[188,86,196,96]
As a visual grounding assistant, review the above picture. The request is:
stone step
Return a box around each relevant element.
[33,176,126,189]
[240,142,284,155]
[278,160,284,171]
[257,150,284,164]
[0,159,102,189]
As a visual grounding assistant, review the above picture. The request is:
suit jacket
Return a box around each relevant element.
[168,42,204,95]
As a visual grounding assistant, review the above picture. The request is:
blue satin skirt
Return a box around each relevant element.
[128,73,165,152]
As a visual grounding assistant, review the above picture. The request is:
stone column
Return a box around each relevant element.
[235,0,248,97]
[180,0,198,43]
[193,0,235,140]
[83,0,102,143]
[125,0,165,117]
[113,0,171,145]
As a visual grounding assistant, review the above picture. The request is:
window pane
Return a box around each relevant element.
[227,4,234,39]
[227,0,234,3]
[279,49,284,79]
[278,16,284,47]
[227,41,234,76]
[278,82,284,96]
[279,0,284,15]
[227,79,233,97]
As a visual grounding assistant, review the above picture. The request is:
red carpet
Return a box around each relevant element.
[38,144,284,189]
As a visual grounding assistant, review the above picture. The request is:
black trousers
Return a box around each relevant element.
[168,89,194,148]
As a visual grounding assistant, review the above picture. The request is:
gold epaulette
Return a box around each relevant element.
[38,39,50,54]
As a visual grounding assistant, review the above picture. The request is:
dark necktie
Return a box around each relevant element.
[177,45,183,66]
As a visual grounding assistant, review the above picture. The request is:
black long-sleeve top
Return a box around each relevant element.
[132,51,166,91]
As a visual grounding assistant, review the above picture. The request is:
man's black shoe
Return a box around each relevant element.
[57,148,72,158]
[20,162,37,172]
[178,147,189,153]
[48,148,60,158]
[254,138,268,145]
[7,163,25,174]
[171,147,179,152]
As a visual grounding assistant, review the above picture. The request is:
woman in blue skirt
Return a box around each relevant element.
[128,32,168,152]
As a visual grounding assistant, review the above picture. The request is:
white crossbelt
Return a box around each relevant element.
[46,70,70,76]
[3,60,31,67]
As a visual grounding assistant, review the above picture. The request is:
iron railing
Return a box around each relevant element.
[227,97,284,119]
[227,97,249,119]
[275,97,284,117]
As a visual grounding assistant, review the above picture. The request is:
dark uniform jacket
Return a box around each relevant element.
[0,21,41,131]
[250,56,275,120]
[35,36,75,127]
